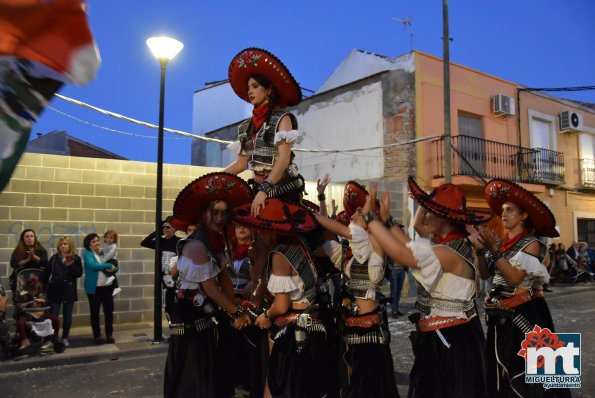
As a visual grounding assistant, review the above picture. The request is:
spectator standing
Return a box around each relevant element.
[83,233,118,344]
[140,216,180,319]
[387,256,406,317]
[10,229,48,293]
[42,237,82,347]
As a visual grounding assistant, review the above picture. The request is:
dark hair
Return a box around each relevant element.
[249,74,280,115]
[13,229,46,260]
[83,233,99,251]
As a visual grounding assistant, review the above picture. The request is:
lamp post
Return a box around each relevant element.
[146,36,183,343]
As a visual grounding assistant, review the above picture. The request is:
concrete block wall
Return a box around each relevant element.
[0,152,222,327]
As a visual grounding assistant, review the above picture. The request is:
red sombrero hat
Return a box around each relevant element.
[408,176,492,225]
[173,172,253,229]
[485,178,559,238]
[343,181,368,218]
[228,47,302,108]
[335,210,350,226]
[232,198,318,235]
[301,199,320,214]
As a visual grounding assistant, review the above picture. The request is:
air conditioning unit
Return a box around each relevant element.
[559,110,583,133]
[492,94,515,118]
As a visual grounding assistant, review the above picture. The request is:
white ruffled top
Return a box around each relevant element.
[267,273,310,304]
[321,223,384,301]
[408,238,476,319]
[176,255,221,290]
[508,250,550,284]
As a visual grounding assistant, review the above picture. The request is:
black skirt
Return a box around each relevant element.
[486,297,571,398]
[163,300,217,398]
[342,341,399,398]
[408,316,487,398]
[267,324,335,398]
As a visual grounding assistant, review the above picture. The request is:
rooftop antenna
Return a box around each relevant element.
[393,16,413,51]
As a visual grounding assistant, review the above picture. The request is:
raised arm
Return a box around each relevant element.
[315,213,351,239]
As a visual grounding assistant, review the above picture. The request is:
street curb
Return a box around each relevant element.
[0,340,168,373]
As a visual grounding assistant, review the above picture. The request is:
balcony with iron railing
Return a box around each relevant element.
[580,158,595,189]
[432,135,565,185]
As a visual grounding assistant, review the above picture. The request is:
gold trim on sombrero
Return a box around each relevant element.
[485,178,558,238]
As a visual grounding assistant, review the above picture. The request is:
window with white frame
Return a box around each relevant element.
[579,129,595,187]
[528,110,556,150]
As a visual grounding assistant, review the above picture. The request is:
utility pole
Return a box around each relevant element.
[443,0,452,183]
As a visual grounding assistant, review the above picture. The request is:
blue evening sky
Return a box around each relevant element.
[33,0,595,165]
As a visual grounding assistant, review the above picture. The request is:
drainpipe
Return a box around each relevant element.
[516,88,523,178]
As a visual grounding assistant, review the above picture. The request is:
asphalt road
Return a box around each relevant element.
[1,288,593,397]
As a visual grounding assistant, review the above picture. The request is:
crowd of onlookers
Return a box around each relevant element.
[0,228,121,356]
[548,240,595,284]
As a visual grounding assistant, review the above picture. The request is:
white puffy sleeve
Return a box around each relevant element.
[366,251,385,288]
[274,130,304,146]
[177,257,222,284]
[267,274,298,293]
[226,140,243,155]
[508,251,550,283]
[322,240,343,269]
[408,238,442,291]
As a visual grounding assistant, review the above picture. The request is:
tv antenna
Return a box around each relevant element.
[393,16,413,51]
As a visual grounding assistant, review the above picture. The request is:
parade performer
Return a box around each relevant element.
[315,181,398,398]
[476,178,570,398]
[0,0,100,191]
[233,198,336,398]
[224,47,305,310]
[224,47,304,213]
[164,172,252,398]
[364,178,491,398]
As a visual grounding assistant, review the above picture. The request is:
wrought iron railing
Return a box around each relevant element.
[580,158,595,188]
[432,135,565,185]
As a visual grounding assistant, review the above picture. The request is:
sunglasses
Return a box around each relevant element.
[162,225,172,230]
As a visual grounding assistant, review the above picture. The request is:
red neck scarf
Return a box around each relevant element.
[500,230,528,253]
[233,242,250,261]
[251,102,269,132]
[433,230,468,244]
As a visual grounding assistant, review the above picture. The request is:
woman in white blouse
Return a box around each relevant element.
[315,180,398,398]
[233,198,335,398]
[364,178,491,398]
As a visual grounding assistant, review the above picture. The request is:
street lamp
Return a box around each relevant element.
[146,36,183,343]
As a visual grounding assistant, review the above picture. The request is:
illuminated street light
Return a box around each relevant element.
[146,35,183,343]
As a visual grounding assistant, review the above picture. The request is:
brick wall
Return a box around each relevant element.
[0,153,223,326]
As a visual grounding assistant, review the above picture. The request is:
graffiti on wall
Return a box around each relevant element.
[8,222,107,251]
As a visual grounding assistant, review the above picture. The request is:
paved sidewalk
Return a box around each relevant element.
[0,321,170,373]
[0,282,591,374]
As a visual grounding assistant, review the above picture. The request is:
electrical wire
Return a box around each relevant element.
[53,93,441,153]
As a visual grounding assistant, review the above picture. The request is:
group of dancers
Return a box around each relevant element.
[162,48,570,398]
